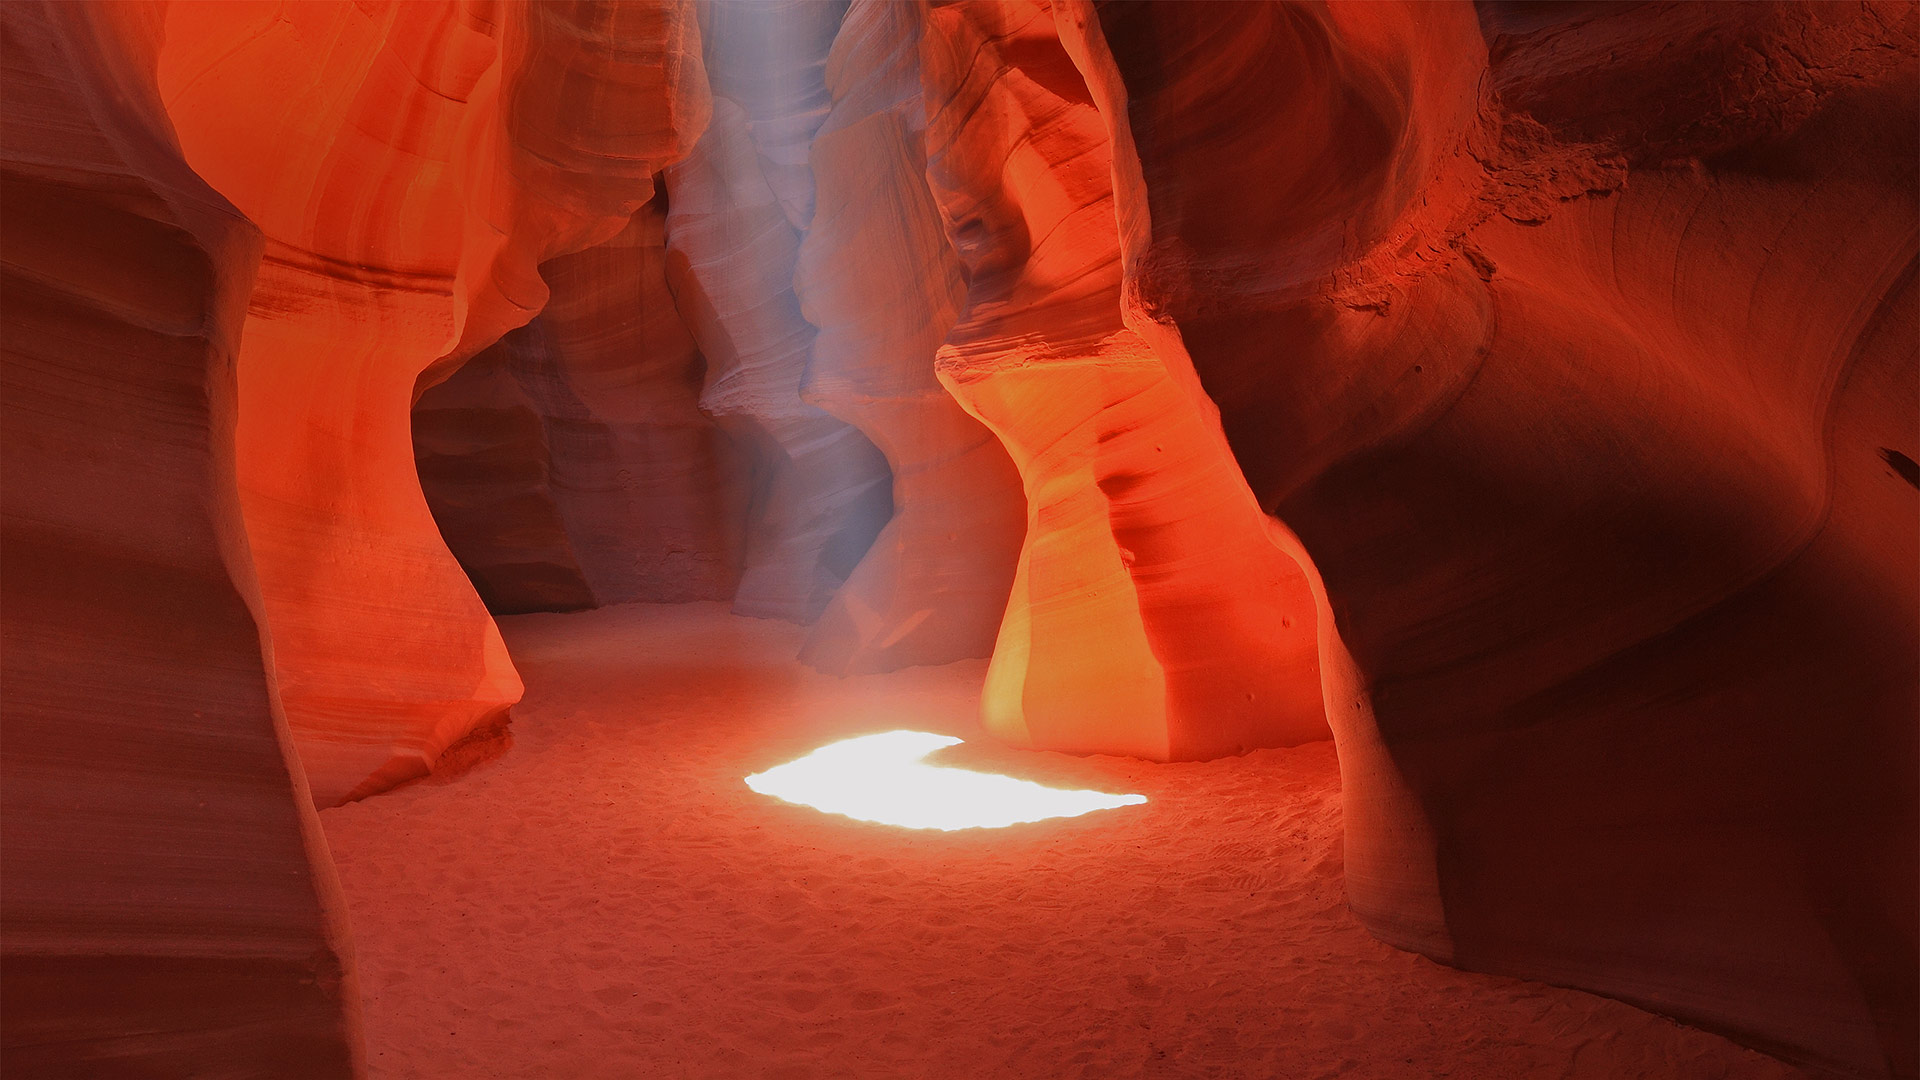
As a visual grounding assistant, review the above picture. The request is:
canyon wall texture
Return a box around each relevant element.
[4,1,1915,1077]
[917,0,1331,761]
[4,1,710,1073]
[1064,1,1917,1075]
[792,0,1026,675]
[415,201,750,614]
[413,321,603,615]
[0,3,360,1073]
[155,0,709,805]
[663,1,896,625]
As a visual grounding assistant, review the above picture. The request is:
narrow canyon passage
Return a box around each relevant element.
[323,604,1806,1080]
[4,2,1912,1075]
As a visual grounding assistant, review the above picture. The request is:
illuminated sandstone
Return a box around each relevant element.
[155,0,708,804]
[1070,1,1918,1073]
[0,4,358,1073]
[2,2,1913,1077]
[918,0,1329,761]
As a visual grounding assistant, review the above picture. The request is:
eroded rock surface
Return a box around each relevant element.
[792,0,1026,675]
[156,0,708,805]
[4,2,1914,1077]
[918,0,1330,761]
[415,202,750,614]
[664,3,893,624]
[0,3,359,1073]
[1073,1,1918,1074]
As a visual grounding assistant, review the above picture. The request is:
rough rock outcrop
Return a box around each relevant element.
[415,201,750,614]
[664,2,892,625]
[1070,1,1918,1074]
[0,3,359,1073]
[917,0,1330,761]
[155,0,709,805]
[791,0,1025,675]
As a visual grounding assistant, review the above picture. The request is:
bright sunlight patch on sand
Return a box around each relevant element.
[744,730,1147,830]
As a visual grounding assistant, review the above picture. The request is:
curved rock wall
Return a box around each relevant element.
[917,0,1330,761]
[0,2,359,1073]
[1073,1,1918,1074]
[414,201,750,613]
[536,199,752,606]
[154,0,708,805]
[412,321,600,615]
[5,2,1914,1076]
[697,0,848,230]
[791,0,1026,675]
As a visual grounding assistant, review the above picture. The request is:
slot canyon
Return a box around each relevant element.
[1,0,1914,1077]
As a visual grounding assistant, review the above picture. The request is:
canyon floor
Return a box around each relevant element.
[321,603,1808,1080]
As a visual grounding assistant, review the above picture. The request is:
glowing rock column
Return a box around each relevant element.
[919,1,1328,761]
[158,0,709,803]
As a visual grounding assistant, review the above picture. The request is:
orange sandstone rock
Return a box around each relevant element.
[0,2,359,1073]
[155,0,708,804]
[918,0,1328,761]
[6,2,1914,1075]
[1079,1,1917,1073]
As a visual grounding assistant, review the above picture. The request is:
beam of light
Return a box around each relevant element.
[744,730,1147,830]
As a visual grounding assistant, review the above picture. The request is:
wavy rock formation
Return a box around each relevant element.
[790,0,1025,675]
[536,199,751,605]
[916,0,1329,762]
[415,201,750,613]
[0,3,359,1073]
[154,0,708,805]
[664,8,892,625]
[698,0,848,230]
[1071,1,1918,1074]
[413,322,599,615]
[6,1,1915,1076]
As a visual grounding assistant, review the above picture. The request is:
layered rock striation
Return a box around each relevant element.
[3,2,1914,1077]
[917,0,1331,761]
[1072,1,1918,1074]
[663,1,893,624]
[155,0,709,805]
[791,0,1026,675]
[0,3,360,1073]
[415,201,750,614]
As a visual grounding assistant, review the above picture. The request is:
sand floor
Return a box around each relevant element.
[321,603,1809,1079]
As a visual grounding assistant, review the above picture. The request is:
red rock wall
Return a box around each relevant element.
[792,0,1026,675]
[414,201,751,613]
[0,2,359,1073]
[7,1,1914,1075]
[664,2,894,624]
[1074,0,1918,1074]
[917,0,1330,761]
[155,0,708,805]
[412,322,601,615]
[537,200,753,604]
